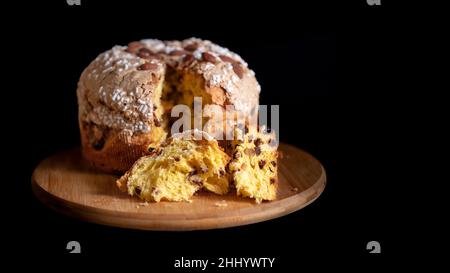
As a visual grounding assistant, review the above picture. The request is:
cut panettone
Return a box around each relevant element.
[76,38,283,204]
[116,130,230,202]
[228,129,278,203]
[77,38,260,173]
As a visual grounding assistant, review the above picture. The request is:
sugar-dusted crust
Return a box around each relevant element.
[77,45,165,133]
[77,38,260,173]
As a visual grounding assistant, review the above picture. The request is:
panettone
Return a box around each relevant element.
[77,38,260,173]
[78,38,279,203]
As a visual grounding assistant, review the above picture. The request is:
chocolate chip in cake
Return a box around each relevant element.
[202,52,217,64]
[254,138,263,147]
[188,170,198,177]
[233,151,242,159]
[148,147,155,153]
[92,138,105,151]
[151,187,160,195]
[219,169,225,177]
[271,161,277,167]
[134,187,142,195]
[258,160,266,169]
[126,41,144,53]
[255,146,262,156]
[219,55,235,63]
[232,62,244,79]
[270,178,276,184]
[184,43,198,51]
[137,48,155,59]
[169,50,186,56]
[189,175,203,187]
[174,156,180,162]
[138,63,158,71]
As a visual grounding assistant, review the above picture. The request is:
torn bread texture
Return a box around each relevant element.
[117,130,230,202]
[228,129,278,203]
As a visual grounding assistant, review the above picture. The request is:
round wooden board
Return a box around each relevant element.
[32,143,326,231]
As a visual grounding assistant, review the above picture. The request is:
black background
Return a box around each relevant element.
[3,0,426,270]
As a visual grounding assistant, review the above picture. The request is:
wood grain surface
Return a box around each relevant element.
[31,143,326,231]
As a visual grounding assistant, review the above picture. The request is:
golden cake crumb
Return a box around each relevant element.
[117,130,230,202]
[228,129,278,203]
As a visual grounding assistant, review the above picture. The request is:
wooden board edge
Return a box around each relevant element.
[31,164,326,231]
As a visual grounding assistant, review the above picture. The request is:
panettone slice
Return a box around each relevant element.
[116,129,229,202]
[228,129,278,203]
